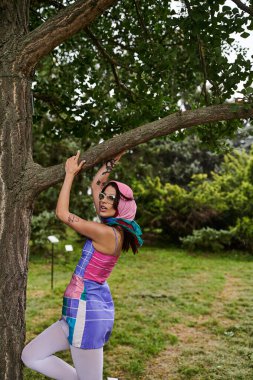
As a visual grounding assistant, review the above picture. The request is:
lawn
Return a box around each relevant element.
[24,237,253,380]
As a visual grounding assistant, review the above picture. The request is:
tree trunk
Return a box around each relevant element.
[0,75,34,379]
[0,206,33,380]
[0,2,41,378]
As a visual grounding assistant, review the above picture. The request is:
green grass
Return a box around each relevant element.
[24,238,253,379]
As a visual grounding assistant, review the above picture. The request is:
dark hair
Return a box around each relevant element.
[102,182,133,210]
[122,229,138,254]
[102,182,138,254]
[101,182,120,210]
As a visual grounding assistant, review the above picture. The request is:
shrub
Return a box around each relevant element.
[134,148,253,251]
[180,227,233,252]
[134,177,219,241]
[30,211,65,255]
[231,217,253,252]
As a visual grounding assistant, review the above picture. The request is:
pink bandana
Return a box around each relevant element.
[109,181,137,220]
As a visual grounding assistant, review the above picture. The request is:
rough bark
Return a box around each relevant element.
[11,0,119,77]
[0,77,34,379]
[26,103,253,195]
[0,5,37,377]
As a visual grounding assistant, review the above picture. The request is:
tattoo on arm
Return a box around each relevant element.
[95,159,117,188]
[102,159,116,175]
[96,180,106,187]
[67,213,80,224]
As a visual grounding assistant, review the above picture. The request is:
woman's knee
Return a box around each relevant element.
[21,344,33,367]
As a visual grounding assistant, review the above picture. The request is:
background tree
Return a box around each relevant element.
[0,0,253,378]
[181,147,253,251]
[119,135,224,186]
[134,147,253,251]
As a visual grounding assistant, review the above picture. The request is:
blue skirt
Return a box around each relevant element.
[61,279,114,349]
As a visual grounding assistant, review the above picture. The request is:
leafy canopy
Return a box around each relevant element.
[30,0,253,149]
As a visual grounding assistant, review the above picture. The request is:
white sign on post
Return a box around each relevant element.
[48,235,59,243]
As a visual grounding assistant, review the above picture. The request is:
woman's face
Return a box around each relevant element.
[98,185,117,218]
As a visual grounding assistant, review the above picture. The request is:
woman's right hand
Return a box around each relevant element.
[65,150,85,177]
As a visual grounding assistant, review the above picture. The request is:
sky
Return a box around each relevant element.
[225,0,253,97]
[170,0,253,102]
[226,0,253,62]
[171,0,253,62]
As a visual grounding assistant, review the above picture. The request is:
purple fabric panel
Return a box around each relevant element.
[74,239,94,277]
[62,297,80,318]
[80,280,114,349]
[64,298,79,308]
[62,306,77,319]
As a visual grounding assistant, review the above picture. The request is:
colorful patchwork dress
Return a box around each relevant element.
[60,236,119,349]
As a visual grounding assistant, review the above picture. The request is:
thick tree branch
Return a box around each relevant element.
[231,0,253,16]
[24,102,253,199]
[13,0,119,76]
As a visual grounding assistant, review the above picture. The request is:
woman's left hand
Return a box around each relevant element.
[65,150,86,176]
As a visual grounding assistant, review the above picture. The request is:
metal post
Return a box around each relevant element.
[48,236,59,291]
[51,243,54,290]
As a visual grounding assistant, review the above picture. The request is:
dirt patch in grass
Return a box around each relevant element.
[197,274,242,326]
[142,275,242,380]
[143,324,220,379]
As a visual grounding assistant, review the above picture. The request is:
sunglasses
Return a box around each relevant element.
[99,192,117,204]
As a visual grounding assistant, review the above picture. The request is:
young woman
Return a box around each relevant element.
[22,150,143,380]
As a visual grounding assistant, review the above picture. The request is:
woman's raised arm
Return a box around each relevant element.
[55,151,110,243]
[55,150,85,218]
[91,153,124,215]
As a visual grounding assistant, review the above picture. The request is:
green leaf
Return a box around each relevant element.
[245,86,253,95]
[222,6,231,12]
[240,32,250,39]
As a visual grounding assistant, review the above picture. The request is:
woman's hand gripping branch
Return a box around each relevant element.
[65,150,86,177]
[55,150,85,220]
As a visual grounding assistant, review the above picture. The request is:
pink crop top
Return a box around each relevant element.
[84,249,119,283]
[83,227,119,283]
